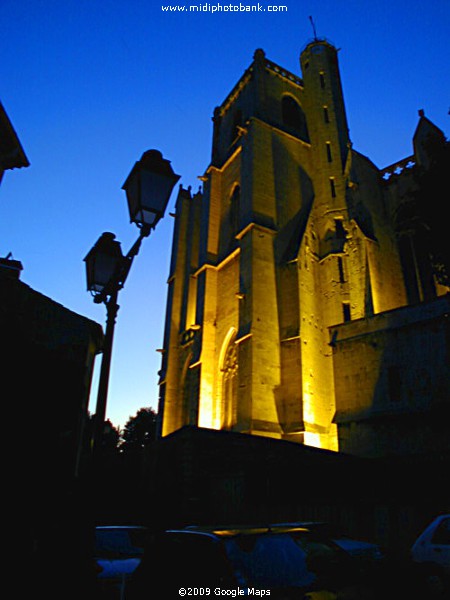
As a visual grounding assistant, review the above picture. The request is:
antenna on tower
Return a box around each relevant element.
[309,15,318,40]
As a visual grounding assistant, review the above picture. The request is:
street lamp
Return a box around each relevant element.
[84,149,180,459]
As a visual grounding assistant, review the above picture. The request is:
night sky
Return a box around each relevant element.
[1,0,448,429]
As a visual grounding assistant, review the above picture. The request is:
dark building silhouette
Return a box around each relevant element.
[0,100,29,185]
[1,262,103,544]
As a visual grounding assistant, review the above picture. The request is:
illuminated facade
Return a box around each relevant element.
[157,38,449,456]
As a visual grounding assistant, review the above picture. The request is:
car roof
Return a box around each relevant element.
[171,523,321,539]
[95,525,147,530]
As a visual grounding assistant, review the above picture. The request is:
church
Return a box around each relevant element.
[156,36,449,461]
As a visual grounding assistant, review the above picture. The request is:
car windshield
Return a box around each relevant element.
[431,517,450,545]
[95,527,147,559]
[223,531,342,589]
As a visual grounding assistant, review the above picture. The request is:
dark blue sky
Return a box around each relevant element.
[1,0,449,429]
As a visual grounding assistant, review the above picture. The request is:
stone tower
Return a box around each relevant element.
[157,38,449,455]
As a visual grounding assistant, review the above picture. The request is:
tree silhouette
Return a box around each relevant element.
[81,413,120,458]
[119,407,157,455]
[78,408,158,522]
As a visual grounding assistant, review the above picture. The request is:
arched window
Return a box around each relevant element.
[281,95,310,143]
[220,330,238,430]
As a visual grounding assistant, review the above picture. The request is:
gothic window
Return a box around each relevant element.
[323,106,330,123]
[330,178,336,198]
[393,198,439,303]
[337,256,345,283]
[342,302,351,322]
[281,95,310,143]
[221,333,238,430]
[335,219,346,239]
[326,142,332,162]
[320,72,325,89]
[229,184,241,235]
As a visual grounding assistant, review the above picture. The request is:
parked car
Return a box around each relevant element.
[126,523,380,599]
[94,525,148,599]
[410,513,450,594]
[269,521,385,563]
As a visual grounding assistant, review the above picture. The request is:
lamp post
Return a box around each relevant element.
[84,149,180,459]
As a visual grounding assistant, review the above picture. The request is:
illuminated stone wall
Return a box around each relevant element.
[331,294,450,457]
